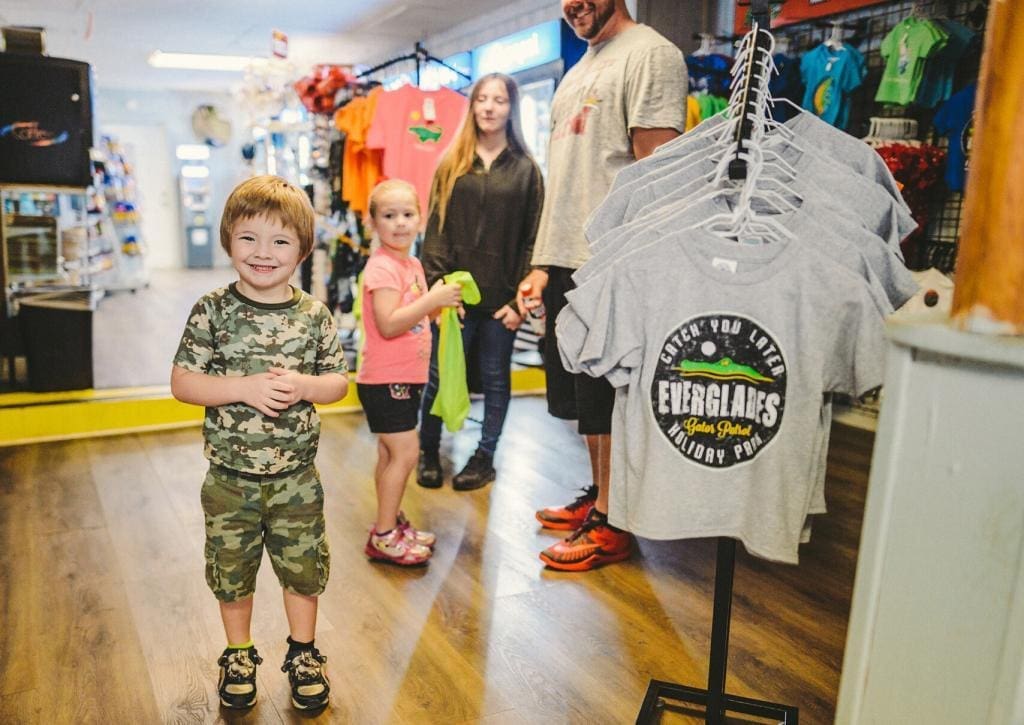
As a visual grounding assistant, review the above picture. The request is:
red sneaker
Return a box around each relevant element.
[539,510,633,571]
[535,485,597,530]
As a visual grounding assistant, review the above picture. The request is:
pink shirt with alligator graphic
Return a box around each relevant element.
[366,84,468,214]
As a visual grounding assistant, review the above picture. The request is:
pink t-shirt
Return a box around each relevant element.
[357,248,432,384]
[366,84,469,214]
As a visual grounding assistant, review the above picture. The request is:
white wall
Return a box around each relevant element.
[95,89,249,269]
[101,123,179,268]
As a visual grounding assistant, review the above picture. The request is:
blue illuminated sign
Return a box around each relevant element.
[472,20,562,79]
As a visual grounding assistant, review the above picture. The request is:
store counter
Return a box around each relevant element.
[17,288,96,392]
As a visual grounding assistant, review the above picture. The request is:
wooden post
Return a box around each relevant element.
[951,0,1024,334]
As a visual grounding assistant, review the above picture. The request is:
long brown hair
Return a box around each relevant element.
[429,73,531,232]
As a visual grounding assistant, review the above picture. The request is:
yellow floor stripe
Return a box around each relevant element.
[0,368,546,447]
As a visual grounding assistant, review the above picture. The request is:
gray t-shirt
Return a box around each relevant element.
[618,140,917,247]
[647,110,907,206]
[569,203,896,523]
[586,112,913,246]
[580,193,918,309]
[530,23,688,270]
[556,231,886,563]
[578,204,901,520]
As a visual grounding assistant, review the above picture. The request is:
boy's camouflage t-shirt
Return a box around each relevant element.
[174,284,348,475]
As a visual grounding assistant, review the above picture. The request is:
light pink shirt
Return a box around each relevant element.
[357,248,432,384]
[366,84,469,215]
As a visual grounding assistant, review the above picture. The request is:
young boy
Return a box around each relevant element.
[171,175,348,711]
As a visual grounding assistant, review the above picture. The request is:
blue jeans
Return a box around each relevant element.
[419,308,517,457]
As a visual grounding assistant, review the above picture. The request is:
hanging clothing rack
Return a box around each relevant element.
[635,2,800,721]
[728,27,774,180]
[356,42,472,87]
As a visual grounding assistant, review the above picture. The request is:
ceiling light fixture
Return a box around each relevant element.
[148,50,268,72]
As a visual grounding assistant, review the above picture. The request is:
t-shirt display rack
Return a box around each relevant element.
[767,0,988,274]
[635,8,799,723]
[356,42,472,88]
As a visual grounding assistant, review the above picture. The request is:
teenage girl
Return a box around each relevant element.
[418,72,544,491]
[357,179,462,565]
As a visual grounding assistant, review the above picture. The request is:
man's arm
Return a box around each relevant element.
[631,127,681,160]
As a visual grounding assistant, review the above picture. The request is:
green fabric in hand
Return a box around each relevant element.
[430,271,481,432]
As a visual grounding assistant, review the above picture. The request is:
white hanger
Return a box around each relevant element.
[694,33,714,56]
[825,22,846,51]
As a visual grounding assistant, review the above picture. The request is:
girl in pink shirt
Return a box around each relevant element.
[357,180,462,565]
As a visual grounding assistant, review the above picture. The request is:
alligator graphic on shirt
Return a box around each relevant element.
[673,357,774,384]
[408,125,443,143]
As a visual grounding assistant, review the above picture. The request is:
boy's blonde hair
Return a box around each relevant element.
[220,175,315,258]
[368,179,420,220]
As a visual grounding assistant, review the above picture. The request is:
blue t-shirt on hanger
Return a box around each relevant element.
[770,53,804,122]
[933,83,976,192]
[916,20,977,108]
[686,53,733,97]
[800,43,866,130]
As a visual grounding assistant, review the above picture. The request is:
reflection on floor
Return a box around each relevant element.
[93,268,235,389]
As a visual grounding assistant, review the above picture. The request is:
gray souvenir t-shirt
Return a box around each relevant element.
[579,192,917,309]
[618,140,917,247]
[586,112,913,245]
[567,206,895,522]
[530,23,687,270]
[556,231,886,563]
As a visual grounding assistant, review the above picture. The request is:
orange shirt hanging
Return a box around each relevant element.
[333,87,384,216]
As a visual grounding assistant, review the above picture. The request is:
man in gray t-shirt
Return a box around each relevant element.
[514,0,688,572]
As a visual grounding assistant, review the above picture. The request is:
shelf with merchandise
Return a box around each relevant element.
[0,187,102,316]
[88,136,149,291]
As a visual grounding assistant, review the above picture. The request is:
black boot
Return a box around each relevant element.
[417,449,443,488]
[452,450,496,491]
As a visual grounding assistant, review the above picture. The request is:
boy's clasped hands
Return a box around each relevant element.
[241,368,315,418]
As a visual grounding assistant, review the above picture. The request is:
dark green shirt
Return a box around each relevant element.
[421,147,544,311]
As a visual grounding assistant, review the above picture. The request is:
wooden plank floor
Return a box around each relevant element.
[0,396,875,724]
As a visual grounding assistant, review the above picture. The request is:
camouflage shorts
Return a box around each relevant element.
[201,464,330,602]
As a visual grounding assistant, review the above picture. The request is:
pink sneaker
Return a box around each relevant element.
[365,528,432,566]
[397,511,435,548]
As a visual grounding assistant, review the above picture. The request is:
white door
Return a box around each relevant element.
[102,123,182,268]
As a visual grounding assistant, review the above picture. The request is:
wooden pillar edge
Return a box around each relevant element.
[950,0,1024,334]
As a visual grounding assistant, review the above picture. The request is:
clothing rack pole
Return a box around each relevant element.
[635,2,799,722]
[415,41,422,87]
[728,25,773,180]
[356,43,472,85]
[705,538,737,722]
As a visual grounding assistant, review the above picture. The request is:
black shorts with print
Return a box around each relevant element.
[359,383,425,433]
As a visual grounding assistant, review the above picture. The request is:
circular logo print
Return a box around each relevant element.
[650,314,787,469]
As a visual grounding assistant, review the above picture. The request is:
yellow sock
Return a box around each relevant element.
[228,639,254,649]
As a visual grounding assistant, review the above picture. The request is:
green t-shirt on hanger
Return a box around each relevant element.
[875,17,949,105]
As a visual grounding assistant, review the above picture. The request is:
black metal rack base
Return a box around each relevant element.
[635,538,799,725]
